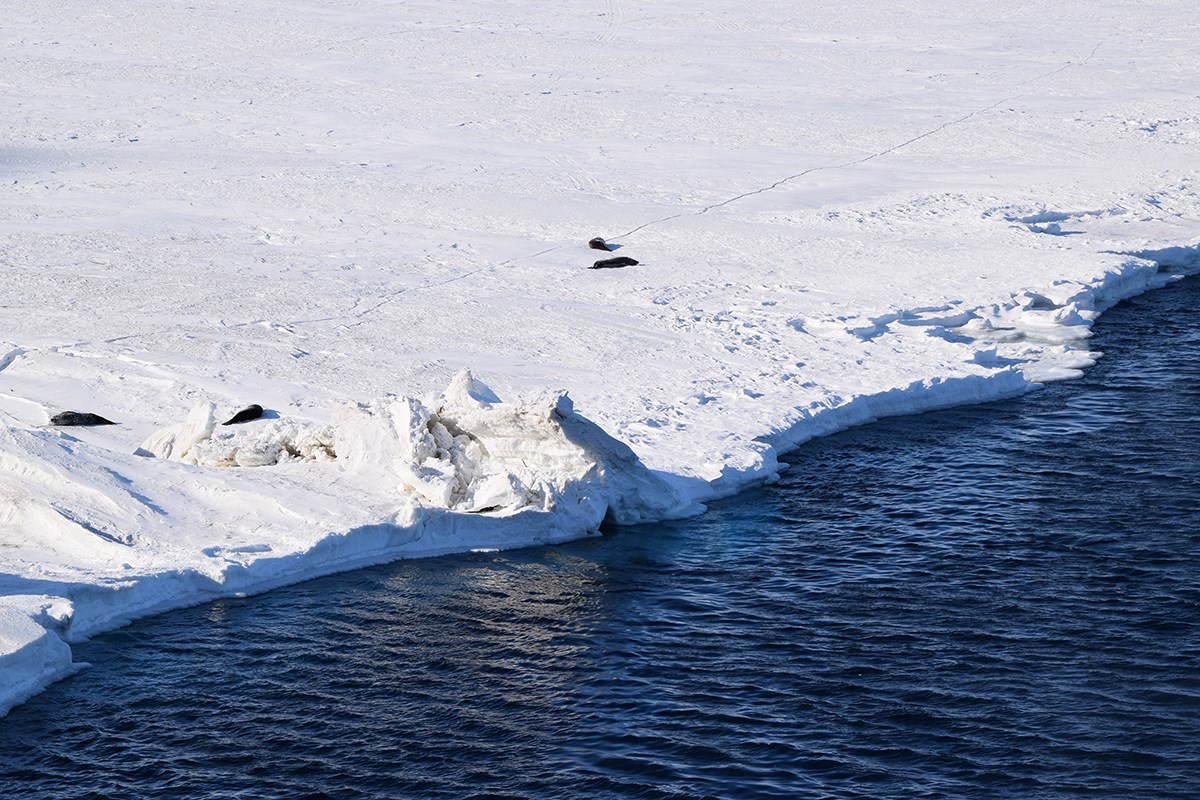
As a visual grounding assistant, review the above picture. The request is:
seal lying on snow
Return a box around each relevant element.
[222,404,264,425]
[50,411,117,426]
[588,237,614,251]
[590,256,639,269]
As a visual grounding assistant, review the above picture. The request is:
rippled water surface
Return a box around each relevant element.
[2,276,1199,799]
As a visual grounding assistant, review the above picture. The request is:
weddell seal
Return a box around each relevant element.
[50,411,117,426]
[590,256,639,269]
[588,237,615,251]
[222,404,264,425]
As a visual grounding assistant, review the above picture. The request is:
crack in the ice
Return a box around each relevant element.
[336,261,502,330]
[613,36,1112,240]
[303,39,1114,327]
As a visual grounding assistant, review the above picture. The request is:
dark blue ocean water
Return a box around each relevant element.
[2,276,1198,799]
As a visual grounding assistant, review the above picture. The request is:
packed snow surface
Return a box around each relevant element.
[2,0,1198,715]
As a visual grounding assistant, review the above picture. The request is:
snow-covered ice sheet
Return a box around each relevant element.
[2,0,1198,716]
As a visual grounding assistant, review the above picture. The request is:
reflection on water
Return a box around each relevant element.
[0,277,1198,799]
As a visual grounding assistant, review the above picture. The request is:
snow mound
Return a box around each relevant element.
[1,427,145,552]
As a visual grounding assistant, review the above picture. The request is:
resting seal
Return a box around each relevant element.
[590,256,639,269]
[50,411,117,426]
[223,404,265,425]
[588,237,614,251]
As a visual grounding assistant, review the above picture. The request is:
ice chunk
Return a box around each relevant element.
[0,605,74,719]
[443,367,502,407]
[188,419,336,467]
[332,372,689,523]
[136,402,216,461]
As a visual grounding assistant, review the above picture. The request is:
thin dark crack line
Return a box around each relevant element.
[337,36,1111,321]
[612,35,1111,240]
[321,38,1113,322]
[348,244,562,318]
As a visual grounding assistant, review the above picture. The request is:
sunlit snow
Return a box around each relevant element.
[2,0,1198,714]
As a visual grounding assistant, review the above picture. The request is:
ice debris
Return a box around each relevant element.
[135,371,690,523]
[137,401,333,466]
[334,369,689,522]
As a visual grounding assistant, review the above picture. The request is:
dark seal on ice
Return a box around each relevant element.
[50,411,117,426]
[588,237,614,251]
[222,404,264,425]
[590,256,639,269]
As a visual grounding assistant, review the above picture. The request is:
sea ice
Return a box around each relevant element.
[1,0,1198,716]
